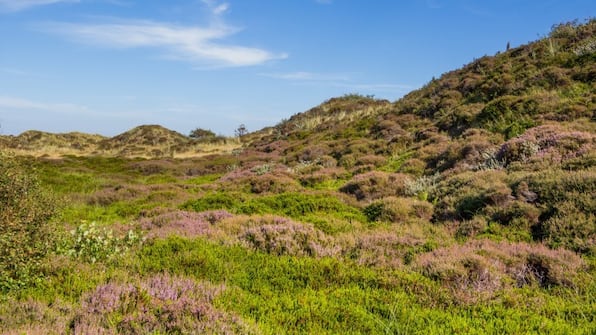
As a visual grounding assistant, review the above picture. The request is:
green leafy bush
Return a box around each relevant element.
[0,155,56,291]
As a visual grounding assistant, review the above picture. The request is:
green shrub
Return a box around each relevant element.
[183,192,244,212]
[0,155,56,291]
[184,192,365,223]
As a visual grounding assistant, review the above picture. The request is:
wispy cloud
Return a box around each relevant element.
[201,0,230,15]
[263,71,413,94]
[315,0,333,4]
[334,82,414,94]
[261,71,350,81]
[0,0,78,12]
[0,95,90,114]
[40,3,287,68]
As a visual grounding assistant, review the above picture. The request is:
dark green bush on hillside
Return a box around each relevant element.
[0,155,56,291]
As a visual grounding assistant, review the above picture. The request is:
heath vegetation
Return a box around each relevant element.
[1,19,595,334]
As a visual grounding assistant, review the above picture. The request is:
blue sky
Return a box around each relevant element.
[0,0,593,136]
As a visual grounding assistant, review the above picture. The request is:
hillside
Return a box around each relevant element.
[0,125,240,158]
[0,130,107,156]
[0,19,595,334]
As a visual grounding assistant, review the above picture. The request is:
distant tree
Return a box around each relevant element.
[235,124,248,138]
[189,128,216,139]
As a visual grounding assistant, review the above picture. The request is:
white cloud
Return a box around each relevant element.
[0,0,78,12]
[41,19,287,67]
[0,95,90,114]
[213,3,229,15]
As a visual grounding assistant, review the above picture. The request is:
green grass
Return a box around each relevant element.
[130,237,596,334]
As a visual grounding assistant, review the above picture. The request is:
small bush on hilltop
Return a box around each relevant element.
[0,154,56,291]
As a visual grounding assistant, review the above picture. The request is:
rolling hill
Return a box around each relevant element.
[0,124,240,158]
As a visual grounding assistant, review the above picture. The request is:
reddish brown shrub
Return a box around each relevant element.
[340,171,410,201]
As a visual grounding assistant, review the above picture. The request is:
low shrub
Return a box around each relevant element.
[241,217,338,257]
[414,239,586,302]
[534,201,595,254]
[364,197,434,223]
[65,222,144,263]
[73,274,255,334]
[340,171,410,201]
[497,125,594,166]
[455,216,488,239]
[341,229,425,268]
[140,210,233,239]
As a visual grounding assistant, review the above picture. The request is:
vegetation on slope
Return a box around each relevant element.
[0,19,594,334]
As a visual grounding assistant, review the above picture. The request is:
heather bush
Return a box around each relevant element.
[488,200,540,227]
[340,171,410,201]
[534,201,595,254]
[73,274,255,335]
[0,298,72,335]
[140,209,233,239]
[86,185,140,206]
[297,167,349,189]
[241,217,338,257]
[497,125,595,166]
[455,216,488,239]
[0,154,56,290]
[364,197,434,223]
[219,162,301,194]
[414,239,586,301]
[340,228,426,268]
[432,170,510,221]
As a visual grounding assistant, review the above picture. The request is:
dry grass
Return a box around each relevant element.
[0,125,241,159]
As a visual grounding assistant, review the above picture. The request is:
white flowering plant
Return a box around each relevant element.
[66,221,144,263]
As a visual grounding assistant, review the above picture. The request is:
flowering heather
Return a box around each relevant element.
[218,162,300,194]
[0,298,72,335]
[340,171,410,201]
[340,229,425,268]
[414,239,586,302]
[140,210,233,239]
[241,217,339,257]
[497,125,595,165]
[74,273,256,335]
